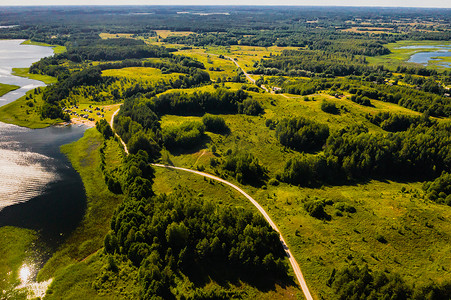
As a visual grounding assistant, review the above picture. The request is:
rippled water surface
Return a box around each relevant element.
[0,40,87,247]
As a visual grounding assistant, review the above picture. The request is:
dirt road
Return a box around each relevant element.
[151,163,313,300]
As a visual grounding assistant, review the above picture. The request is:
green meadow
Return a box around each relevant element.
[156,79,450,298]
[12,68,57,85]
[21,40,67,54]
[0,83,19,97]
[0,89,64,129]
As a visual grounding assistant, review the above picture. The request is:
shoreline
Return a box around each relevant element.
[68,118,96,128]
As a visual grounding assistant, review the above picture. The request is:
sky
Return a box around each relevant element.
[1,0,450,8]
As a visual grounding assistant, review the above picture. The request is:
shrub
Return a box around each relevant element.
[275,116,329,152]
[238,99,264,115]
[202,114,229,133]
[223,151,267,186]
[334,202,356,213]
[321,100,339,114]
[163,121,205,151]
[304,199,331,220]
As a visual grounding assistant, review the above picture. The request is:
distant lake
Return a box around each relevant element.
[0,40,87,253]
[398,44,451,68]
[0,39,54,106]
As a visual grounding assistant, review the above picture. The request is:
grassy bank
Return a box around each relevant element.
[38,129,124,287]
[0,90,63,129]
[0,82,19,97]
[12,68,57,85]
[0,226,37,300]
[21,40,67,54]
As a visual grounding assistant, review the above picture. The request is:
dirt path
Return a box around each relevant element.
[192,149,206,166]
[110,106,128,154]
[151,163,313,300]
[225,56,256,84]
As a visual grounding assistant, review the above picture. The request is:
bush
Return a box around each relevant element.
[351,95,372,106]
[321,101,339,114]
[375,234,387,244]
[238,99,264,115]
[202,114,229,133]
[304,199,331,220]
[268,178,279,186]
[223,151,267,186]
[275,116,329,152]
[423,172,451,206]
[163,121,205,151]
[334,202,356,213]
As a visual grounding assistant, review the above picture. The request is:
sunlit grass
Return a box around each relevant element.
[21,40,66,54]
[0,90,63,129]
[12,68,57,85]
[38,129,124,281]
[0,82,19,97]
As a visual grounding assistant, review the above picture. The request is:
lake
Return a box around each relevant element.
[0,40,87,280]
[398,44,451,68]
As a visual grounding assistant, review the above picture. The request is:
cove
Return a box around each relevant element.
[0,40,88,282]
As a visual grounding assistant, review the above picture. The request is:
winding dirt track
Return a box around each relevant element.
[110,93,313,300]
[110,106,128,154]
[151,163,313,300]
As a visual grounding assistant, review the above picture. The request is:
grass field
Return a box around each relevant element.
[0,227,37,300]
[174,50,238,81]
[38,129,124,282]
[0,90,63,129]
[255,180,451,299]
[0,82,19,97]
[21,40,66,54]
[99,33,135,39]
[155,30,195,38]
[102,67,185,81]
[12,68,57,85]
[154,163,451,299]
[159,85,427,176]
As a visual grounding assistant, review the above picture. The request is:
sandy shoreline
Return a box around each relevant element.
[68,117,96,128]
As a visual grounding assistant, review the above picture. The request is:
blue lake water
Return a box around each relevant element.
[397,44,451,68]
[0,40,88,282]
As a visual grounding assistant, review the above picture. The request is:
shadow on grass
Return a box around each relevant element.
[182,259,297,293]
[166,135,211,156]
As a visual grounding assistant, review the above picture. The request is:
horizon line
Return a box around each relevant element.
[0,4,450,9]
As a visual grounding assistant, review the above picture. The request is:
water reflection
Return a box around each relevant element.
[0,39,86,297]
[19,264,32,286]
[0,148,57,210]
[0,122,87,248]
